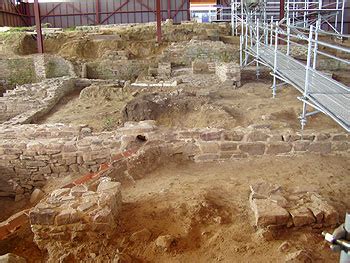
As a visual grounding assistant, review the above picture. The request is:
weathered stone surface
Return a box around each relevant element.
[246,131,269,142]
[239,143,265,155]
[250,198,290,227]
[0,253,26,263]
[155,235,175,250]
[30,188,45,204]
[130,228,152,242]
[285,250,312,263]
[289,207,315,227]
[307,142,331,154]
[266,143,292,154]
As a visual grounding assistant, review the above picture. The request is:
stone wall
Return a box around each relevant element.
[86,60,147,81]
[0,77,75,124]
[0,57,36,87]
[159,40,239,66]
[215,62,241,87]
[0,121,348,200]
[0,55,75,89]
[30,179,122,259]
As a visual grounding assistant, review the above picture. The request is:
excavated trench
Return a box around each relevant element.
[0,22,349,263]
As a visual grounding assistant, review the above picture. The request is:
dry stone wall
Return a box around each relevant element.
[0,77,75,124]
[0,121,348,200]
[30,178,122,259]
[160,40,239,66]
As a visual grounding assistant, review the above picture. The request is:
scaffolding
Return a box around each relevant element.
[239,10,350,132]
[230,0,347,37]
[286,0,347,36]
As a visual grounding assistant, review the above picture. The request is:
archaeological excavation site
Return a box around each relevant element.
[0,0,349,262]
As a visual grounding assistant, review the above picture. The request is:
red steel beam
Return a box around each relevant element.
[100,0,130,24]
[156,0,161,43]
[8,0,31,26]
[167,0,171,18]
[280,0,285,20]
[172,0,187,20]
[40,3,61,21]
[95,0,100,24]
[33,0,43,53]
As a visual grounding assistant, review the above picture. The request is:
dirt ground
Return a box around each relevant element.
[39,73,343,132]
[4,154,349,262]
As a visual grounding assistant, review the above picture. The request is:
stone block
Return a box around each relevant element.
[293,141,310,152]
[332,142,348,151]
[289,207,315,227]
[55,208,81,226]
[219,142,238,151]
[194,154,220,162]
[198,141,219,153]
[246,131,269,142]
[250,198,290,227]
[223,131,244,141]
[200,130,223,141]
[239,143,265,155]
[0,253,26,263]
[266,143,292,154]
[332,134,348,141]
[29,208,57,225]
[307,142,331,154]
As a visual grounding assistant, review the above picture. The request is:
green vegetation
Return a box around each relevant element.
[7,58,36,85]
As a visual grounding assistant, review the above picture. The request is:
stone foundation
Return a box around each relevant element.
[0,77,75,124]
[29,178,122,260]
[249,182,339,228]
[215,62,241,87]
[0,121,348,199]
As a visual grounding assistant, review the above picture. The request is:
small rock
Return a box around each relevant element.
[30,188,45,204]
[0,253,26,263]
[285,250,312,263]
[278,241,292,252]
[256,228,274,241]
[130,228,152,242]
[155,234,175,250]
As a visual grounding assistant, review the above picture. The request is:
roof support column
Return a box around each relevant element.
[280,0,285,21]
[95,0,100,24]
[156,0,162,43]
[33,0,44,53]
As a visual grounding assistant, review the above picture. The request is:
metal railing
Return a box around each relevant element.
[240,14,350,132]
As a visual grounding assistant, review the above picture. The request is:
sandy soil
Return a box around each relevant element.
[38,86,133,132]
[39,75,343,133]
[4,154,349,262]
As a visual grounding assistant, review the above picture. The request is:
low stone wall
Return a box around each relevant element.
[86,59,148,81]
[0,77,75,124]
[30,179,122,256]
[215,62,241,87]
[160,40,239,66]
[0,121,348,200]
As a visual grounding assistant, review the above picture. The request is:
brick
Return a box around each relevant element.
[239,143,265,155]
